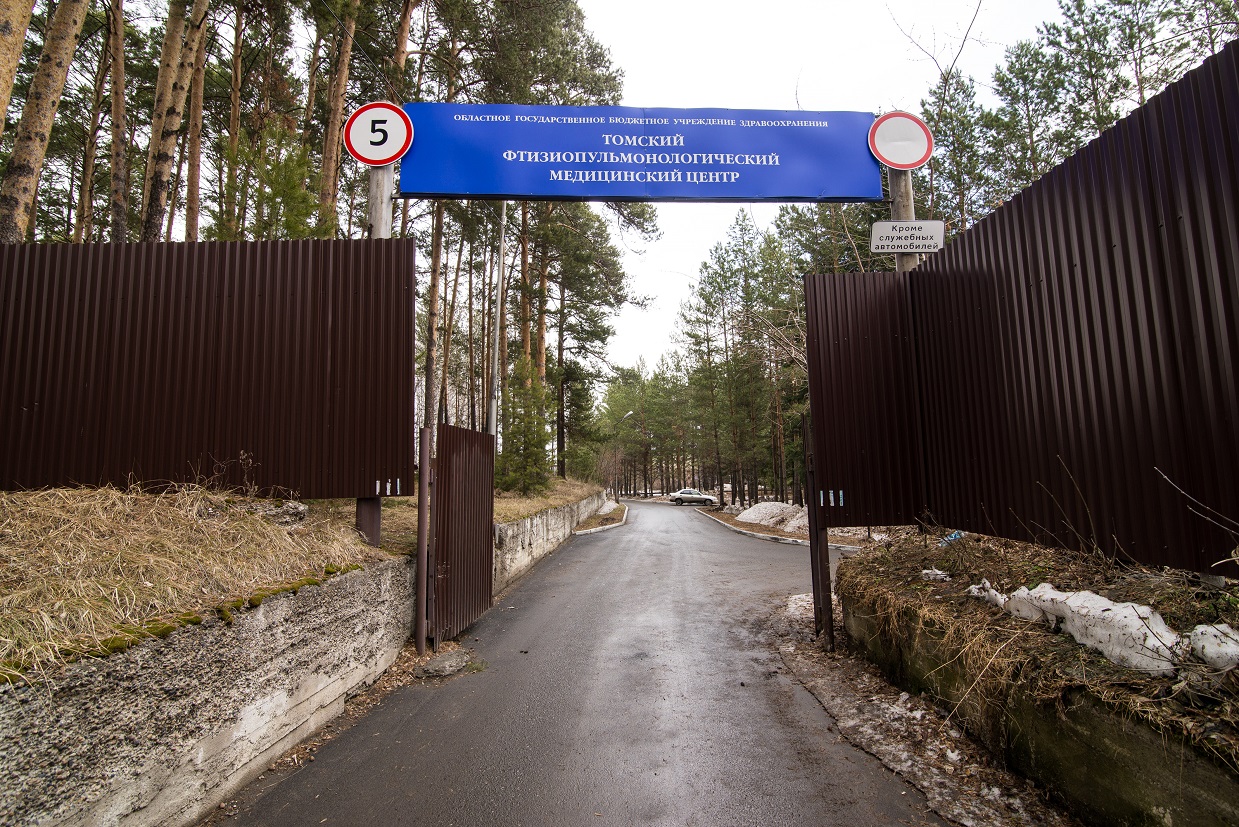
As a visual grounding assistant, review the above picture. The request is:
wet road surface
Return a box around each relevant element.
[225,501,945,826]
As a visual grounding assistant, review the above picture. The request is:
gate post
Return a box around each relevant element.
[356,497,381,546]
[803,416,834,651]
[415,426,432,655]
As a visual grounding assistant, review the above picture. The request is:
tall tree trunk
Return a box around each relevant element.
[439,231,465,421]
[184,19,207,241]
[481,234,492,429]
[392,0,419,77]
[773,362,786,502]
[556,281,567,478]
[467,236,477,430]
[535,204,552,385]
[140,0,210,242]
[0,0,91,243]
[317,0,360,236]
[73,40,111,242]
[424,201,445,430]
[498,252,509,423]
[0,0,33,142]
[164,130,186,240]
[109,0,129,241]
[223,0,244,238]
[519,202,531,363]
[302,27,320,138]
[141,0,189,225]
[253,44,273,233]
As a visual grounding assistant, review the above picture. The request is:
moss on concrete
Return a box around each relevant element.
[842,583,1239,826]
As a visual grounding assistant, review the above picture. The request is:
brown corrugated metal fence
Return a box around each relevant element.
[805,40,1239,573]
[431,423,496,642]
[804,270,922,528]
[0,239,417,499]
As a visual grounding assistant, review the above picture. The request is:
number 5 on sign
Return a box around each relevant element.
[344,102,414,166]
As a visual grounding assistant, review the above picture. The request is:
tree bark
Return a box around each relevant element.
[535,204,552,385]
[0,0,91,243]
[109,0,129,241]
[302,26,320,138]
[468,236,477,430]
[317,0,360,236]
[73,39,111,242]
[519,201,531,362]
[0,0,34,143]
[140,0,189,225]
[164,129,186,240]
[393,0,419,72]
[184,18,207,241]
[223,0,244,238]
[556,281,566,477]
[424,201,445,430]
[439,231,466,422]
[140,0,210,242]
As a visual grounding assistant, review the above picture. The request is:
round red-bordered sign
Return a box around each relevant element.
[867,111,934,170]
[344,102,414,166]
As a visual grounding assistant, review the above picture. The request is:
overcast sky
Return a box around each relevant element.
[572,0,1063,370]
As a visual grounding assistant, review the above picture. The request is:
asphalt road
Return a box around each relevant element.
[226,501,945,826]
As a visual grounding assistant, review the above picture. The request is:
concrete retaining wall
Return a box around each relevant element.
[3,490,605,827]
[841,588,1239,827]
[493,490,606,593]
[1,558,414,827]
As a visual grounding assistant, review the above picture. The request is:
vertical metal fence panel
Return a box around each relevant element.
[912,41,1239,571]
[803,271,921,528]
[432,423,496,642]
[1,239,417,499]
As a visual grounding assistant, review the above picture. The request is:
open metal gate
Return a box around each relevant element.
[429,423,496,643]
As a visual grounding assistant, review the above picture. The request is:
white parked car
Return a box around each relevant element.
[671,488,717,506]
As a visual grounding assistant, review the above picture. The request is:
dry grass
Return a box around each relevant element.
[2,478,605,683]
[573,503,626,532]
[307,477,603,550]
[305,496,422,554]
[838,528,1239,773]
[0,485,388,683]
[492,478,602,524]
[707,510,808,541]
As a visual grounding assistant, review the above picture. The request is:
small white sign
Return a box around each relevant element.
[869,220,945,253]
[344,102,413,167]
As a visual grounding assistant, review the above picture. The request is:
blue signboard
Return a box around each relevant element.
[397,104,881,202]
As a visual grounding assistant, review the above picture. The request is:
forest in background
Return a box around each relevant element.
[0,0,658,495]
[601,0,1237,507]
[0,0,1235,501]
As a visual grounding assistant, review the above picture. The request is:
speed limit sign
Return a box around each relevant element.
[344,102,413,166]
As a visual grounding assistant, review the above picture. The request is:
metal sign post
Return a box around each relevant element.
[867,111,934,273]
[344,101,410,548]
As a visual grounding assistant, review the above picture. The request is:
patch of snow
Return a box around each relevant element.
[596,500,617,516]
[785,593,814,619]
[1189,623,1239,671]
[968,581,1188,676]
[736,501,804,529]
[921,569,951,581]
[783,509,810,533]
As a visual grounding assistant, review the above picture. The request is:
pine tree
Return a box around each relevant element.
[921,70,992,235]
[497,356,551,496]
[0,0,91,243]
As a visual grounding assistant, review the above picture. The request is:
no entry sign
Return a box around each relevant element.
[867,111,933,170]
[345,102,414,167]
